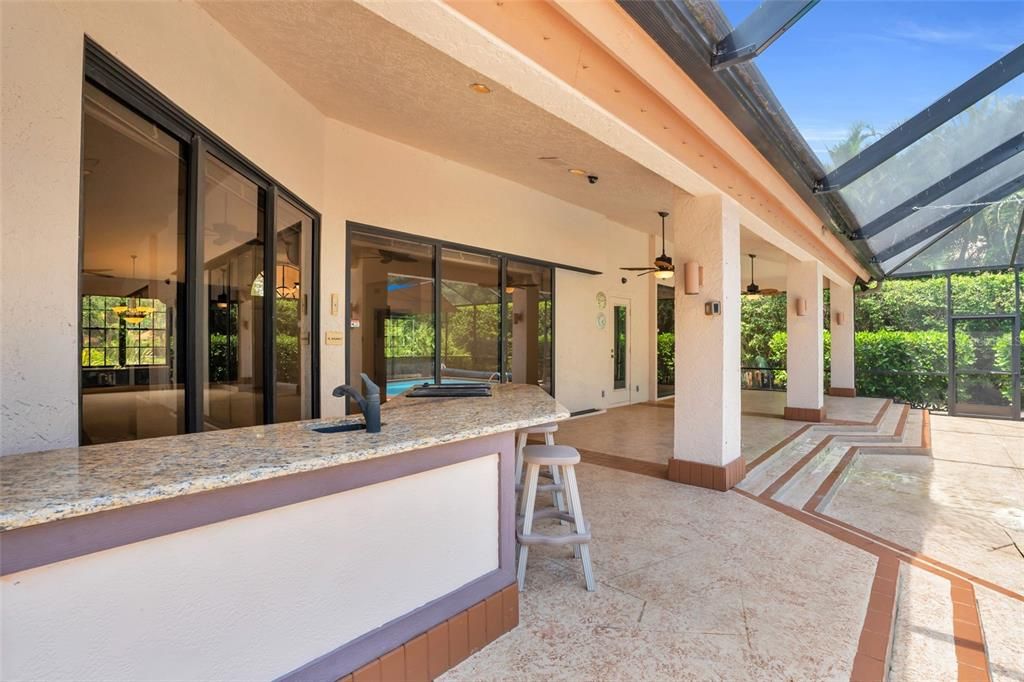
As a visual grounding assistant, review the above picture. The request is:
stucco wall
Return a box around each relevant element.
[321,119,652,417]
[0,1,653,455]
[1,455,499,679]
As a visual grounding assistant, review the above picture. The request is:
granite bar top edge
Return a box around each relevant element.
[1,385,568,532]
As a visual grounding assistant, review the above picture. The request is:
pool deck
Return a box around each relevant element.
[439,393,1023,681]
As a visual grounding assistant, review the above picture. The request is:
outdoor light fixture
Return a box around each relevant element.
[683,262,701,293]
[795,297,808,316]
[836,311,845,325]
[469,83,491,94]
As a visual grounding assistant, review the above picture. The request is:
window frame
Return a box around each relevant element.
[344,222,591,399]
[79,38,321,441]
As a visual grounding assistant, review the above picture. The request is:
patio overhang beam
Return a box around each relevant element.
[710,0,819,70]
[875,171,1024,267]
[855,132,1024,240]
[816,44,1024,193]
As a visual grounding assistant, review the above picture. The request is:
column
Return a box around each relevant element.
[784,257,826,421]
[670,193,744,491]
[829,279,856,397]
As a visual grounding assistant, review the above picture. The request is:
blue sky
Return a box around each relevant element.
[718,1,1024,160]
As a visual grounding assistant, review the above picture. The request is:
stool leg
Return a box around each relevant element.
[517,463,540,591]
[544,431,555,446]
[549,465,567,523]
[564,465,595,591]
[514,432,528,489]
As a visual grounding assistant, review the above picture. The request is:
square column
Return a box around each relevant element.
[669,193,744,490]
[829,279,856,397]
[785,257,826,421]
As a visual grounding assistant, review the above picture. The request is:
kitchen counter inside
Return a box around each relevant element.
[0,383,567,532]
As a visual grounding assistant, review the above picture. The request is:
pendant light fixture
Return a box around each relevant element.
[113,255,154,324]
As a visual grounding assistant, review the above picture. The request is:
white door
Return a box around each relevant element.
[608,297,631,406]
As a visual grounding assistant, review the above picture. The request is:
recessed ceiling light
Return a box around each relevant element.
[568,168,587,176]
[469,83,491,94]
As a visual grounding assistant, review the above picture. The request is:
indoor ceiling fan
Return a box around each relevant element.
[357,248,418,264]
[743,254,780,296]
[620,210,674,279]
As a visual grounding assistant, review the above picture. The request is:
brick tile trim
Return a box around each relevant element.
[828,387,857,398]
[342,584,518,682]
[667,455,745,491]
[783,406,827,422]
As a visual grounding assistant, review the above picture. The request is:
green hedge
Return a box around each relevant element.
[657,332,675,385]
[763,329,977,408]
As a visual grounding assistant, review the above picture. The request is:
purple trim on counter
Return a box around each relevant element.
[278,431,516,681]
[0,433,512,576]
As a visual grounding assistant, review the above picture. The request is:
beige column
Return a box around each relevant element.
[785,258,826,421]
[829,280,856,397]
[669,193,744,490]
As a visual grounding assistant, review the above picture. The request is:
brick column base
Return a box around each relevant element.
[667,456,745,491]
[783,406,827,422]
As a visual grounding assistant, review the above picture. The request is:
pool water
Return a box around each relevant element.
[386,377,488,397]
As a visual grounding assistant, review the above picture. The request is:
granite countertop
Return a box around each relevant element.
[0,384,568,532]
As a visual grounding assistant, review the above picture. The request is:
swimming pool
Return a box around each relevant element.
[385,377,489,397]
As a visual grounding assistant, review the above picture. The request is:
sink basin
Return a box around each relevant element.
[310,421,367,434]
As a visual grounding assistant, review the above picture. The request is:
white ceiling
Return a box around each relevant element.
[200,0,792,284]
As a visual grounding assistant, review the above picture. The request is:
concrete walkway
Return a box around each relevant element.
[442,396,1024,681]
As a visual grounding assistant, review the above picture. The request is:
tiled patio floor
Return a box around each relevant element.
[442,397,1024,681]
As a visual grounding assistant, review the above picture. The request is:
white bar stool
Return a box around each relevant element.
[517,444,595,592]
[515,423,565,516]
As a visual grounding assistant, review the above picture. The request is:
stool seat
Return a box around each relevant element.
[522,444,580,466]
[521,422,559,435]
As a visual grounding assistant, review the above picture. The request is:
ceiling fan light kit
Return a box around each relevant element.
[620,210,674,279]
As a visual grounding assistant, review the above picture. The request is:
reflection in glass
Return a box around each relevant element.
[80,82,186,444]
[348,232,435,398]
[441,249,501,384]
[656,284,675,397]
[613,304,627,390]
[202,154,266,430]
[274,198,314,422]
[505,260,553,394]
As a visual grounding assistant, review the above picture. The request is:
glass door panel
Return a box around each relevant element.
[202,154,266,430]
[950,315,1020,419]
[656,284,675,398]
[274,197,314,422]
[348,232,435,399]
[613,304,627,390]
[504,260,553,394]
[441,249,501,384]
[79,82,187,445]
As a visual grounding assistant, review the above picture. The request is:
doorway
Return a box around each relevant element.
[949,314,1021,419]
[656,284,674,398]
[609,296,631,406]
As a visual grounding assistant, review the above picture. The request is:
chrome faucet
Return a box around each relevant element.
[332,373,382,433]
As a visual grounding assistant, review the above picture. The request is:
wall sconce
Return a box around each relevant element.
[795,297,808,316]
[683,262,702,295]
[835,311,845,325]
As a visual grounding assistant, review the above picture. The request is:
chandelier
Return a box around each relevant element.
[111,255,154,324]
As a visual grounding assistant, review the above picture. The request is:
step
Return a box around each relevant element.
[887,563,959,681]
[737,430,827,495]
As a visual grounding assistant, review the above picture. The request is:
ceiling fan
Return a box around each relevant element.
[743,254,780,296]
[82,268,114,279]
[357,248,418,264]
[620,211,674,279]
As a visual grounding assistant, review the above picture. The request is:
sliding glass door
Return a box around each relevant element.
[347,226,555,398]
[79,45,320,445]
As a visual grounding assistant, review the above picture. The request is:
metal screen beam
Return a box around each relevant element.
[817,43,1024,192]
[876,171,1024,265]
[857,132,1024,239]
[711,0,819,70]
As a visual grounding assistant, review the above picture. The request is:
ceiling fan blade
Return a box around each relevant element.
[761,288,781,295]
[620,266,656,271]
[83,270,115,278]
[634,269,658,276]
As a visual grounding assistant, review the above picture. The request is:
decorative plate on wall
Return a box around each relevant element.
[596,291,607,310]
[596,312,607,329]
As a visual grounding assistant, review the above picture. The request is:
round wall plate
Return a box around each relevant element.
[596,312,607,329]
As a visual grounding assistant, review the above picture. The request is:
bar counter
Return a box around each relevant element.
[0,384,568,681]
